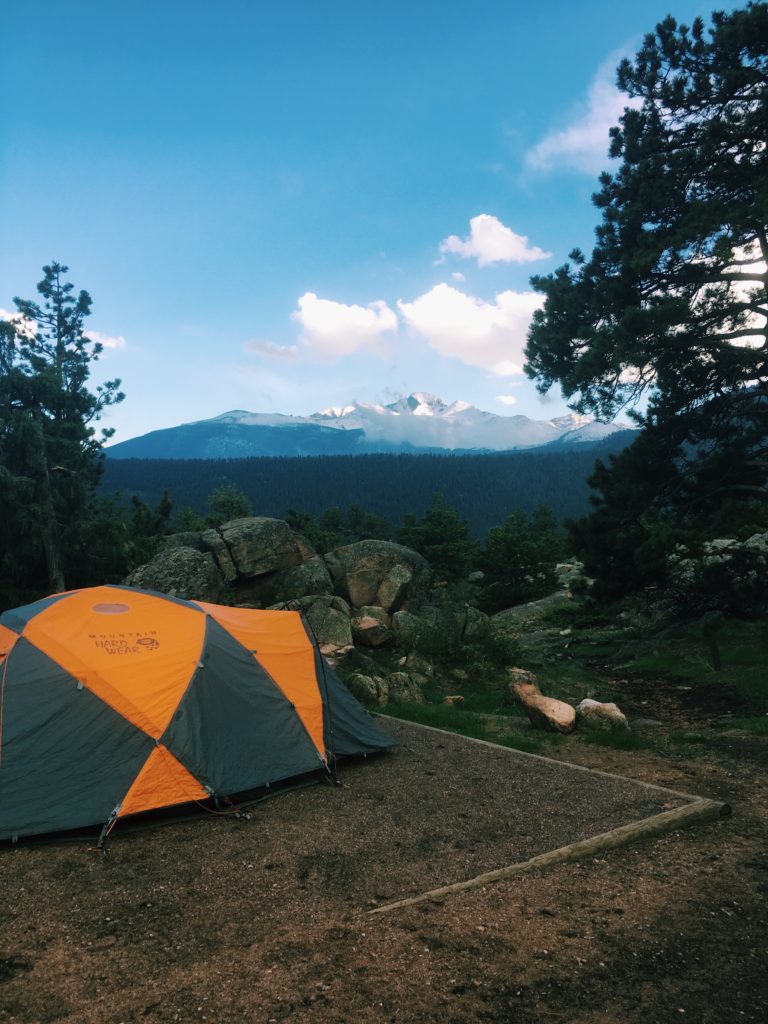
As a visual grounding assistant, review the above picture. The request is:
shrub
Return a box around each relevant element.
[667,531,768,616]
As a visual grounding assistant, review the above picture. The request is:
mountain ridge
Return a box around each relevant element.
[107,392,632,460]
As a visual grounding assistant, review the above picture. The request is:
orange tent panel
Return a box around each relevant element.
[119,744,209,818]
[24,586,206,739]
[0,624,18,659]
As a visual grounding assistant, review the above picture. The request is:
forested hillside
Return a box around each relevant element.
[101,432,634,535]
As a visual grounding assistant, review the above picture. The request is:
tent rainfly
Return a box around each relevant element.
[0,585,394,842]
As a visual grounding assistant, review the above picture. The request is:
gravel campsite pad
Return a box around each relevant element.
[254,718,689,908]
[0,717,717,1023]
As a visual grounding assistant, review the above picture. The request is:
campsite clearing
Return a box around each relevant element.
[1,714,766,1023]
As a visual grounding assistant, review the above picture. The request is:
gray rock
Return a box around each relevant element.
[490,594,573,637]
[351,606,394,648]
[201,528,238,582]
[355,605,392,625]
[125,546,225,603]
[211,517,312,579]
[294,593,352,648]
[391,610,425,650]
[386,671,426,705]
[376,563,414,613]
[455,605,489,641]
[324,540,432,613]
[576,699,630,731]
[416,604,444,631]
[404,652,435,677]
[343,649,382,677]
[256,556,333,606]
[346,673,388,706]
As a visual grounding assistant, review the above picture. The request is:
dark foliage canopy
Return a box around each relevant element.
[525,4,768,599]
[526,3,768,423]
[101,435,635,539]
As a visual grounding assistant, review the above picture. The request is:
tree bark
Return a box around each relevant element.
[32,417,65,593]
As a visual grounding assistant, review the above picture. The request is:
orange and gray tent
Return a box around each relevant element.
[0,585,393,842]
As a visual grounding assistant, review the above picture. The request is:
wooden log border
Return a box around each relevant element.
[368,717,731,916]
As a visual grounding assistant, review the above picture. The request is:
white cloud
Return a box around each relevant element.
[244,339,299,362]
[451,271,466,282]
[292,291,397,359]
[398,283,542,376]
[496,394,518,406]
[526,55,642,174]
[0,308,36,338]
[84,329,126,350]
[439,214,551,267]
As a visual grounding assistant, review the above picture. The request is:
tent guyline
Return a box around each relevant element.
[0,585,394,843]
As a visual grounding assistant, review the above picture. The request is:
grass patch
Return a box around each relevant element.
[581,729,653,751]
[538,601,619,630]
[669,730,711,745]
[721,715,768,736]
[383,701,546,753]
[618,618,768,711]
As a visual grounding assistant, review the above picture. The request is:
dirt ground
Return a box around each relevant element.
[1,699,766,1024]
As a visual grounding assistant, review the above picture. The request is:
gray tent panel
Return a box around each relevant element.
[163,617,324,795]
[313,651,397,758]
[0,639,153,840]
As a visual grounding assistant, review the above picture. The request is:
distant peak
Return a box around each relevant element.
[385,392,451,416]
[316,404,356,418]
[549,413,592,431]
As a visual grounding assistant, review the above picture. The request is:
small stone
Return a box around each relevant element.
[576,698,630,731]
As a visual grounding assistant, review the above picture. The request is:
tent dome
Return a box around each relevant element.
[0,585,393,841]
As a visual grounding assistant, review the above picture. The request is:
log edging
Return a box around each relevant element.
[368,716,730,916]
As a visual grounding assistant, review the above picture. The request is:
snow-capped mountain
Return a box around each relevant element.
[106,393,633,459]
[308,392,565,449]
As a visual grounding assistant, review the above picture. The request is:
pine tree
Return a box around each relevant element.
[524,5,768,596]
[1,264,124,600]
[397,493,475,580]
[205,482,252,526]
[527,4,767,423]
[478,506,565,612]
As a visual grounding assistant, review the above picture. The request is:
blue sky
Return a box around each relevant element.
[1,0,725,442]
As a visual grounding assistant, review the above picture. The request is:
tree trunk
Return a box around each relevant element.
[32,418,65,593]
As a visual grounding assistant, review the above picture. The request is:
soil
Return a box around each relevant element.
[1,698,766,1024]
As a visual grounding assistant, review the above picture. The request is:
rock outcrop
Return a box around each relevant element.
[324,540,432,613]
[289,594,353,649]
[386,672,426,704]
[124,519,438,708]
[255,557,333,606]
[125,547,225,603]
[204,517,312,581]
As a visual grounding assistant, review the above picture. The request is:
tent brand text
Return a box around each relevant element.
[90,632,160,655]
